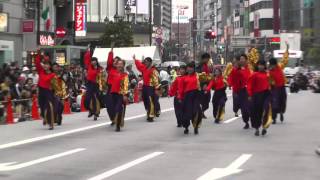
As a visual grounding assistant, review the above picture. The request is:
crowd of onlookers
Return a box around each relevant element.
[0,60,178,124]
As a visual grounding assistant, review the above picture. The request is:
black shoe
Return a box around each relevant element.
[177,124,182,128]
[57,121,62,126]
[272,120,276,124]
[156,113,160,117]
[280,114,284,122]
[184,129,189,134]
[49,127,54,130]
[214,119,220,124]
[88,112,94,118]
[194,128,199,135]
[94,116,98,121]
[110,122,115,126]
[262,129,267,136]
[243,123,250,129]
[235,113,239,117]
[116,126,120,132]
[255,129,260,136]
[147,118,154,122]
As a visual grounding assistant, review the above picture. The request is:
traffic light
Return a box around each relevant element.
[205,30,216,39]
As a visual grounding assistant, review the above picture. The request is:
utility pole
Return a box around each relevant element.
[37,0,41,45]
[149,0,152,46]
[177,11,180,61]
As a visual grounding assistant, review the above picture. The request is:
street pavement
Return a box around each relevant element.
[0,90,320,180]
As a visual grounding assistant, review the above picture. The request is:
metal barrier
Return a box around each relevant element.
[0,98,32,124]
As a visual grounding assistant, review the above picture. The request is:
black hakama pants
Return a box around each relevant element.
[212,88,227,122]
[85,81,101,116]
[271,86,287,120]
[182,90,202,130]
[174,97,183,126]
[38,87,57,128]
[142,85,156,119]
[251,90,273,130]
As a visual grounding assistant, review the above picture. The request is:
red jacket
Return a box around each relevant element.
[134,60,160,88]
[169,76,184,99]
[84,50,101,83]
[247,71,270,97]
[178,73,200,99]
[35,54,55,89]
[206,75,225,92]
[110,71,129,95]
[228,66,251,93]
[106,51,117,85]
[269,66,285,88]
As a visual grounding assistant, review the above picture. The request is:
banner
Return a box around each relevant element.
[75,3,86,37]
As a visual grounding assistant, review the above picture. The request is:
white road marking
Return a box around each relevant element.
[0,108,174,150]
[87,152,164,180]
[0,148,85,171]
[197,154,252,180]
[223,115,242,124]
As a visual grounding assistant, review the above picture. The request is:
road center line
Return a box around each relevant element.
[0,108,174,150]
[87,152,164,180]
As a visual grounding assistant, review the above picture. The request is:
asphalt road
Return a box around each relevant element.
[0,90,320,180]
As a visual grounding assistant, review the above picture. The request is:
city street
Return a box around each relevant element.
[0,90,319,180]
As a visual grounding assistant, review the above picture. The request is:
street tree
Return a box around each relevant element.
[101,20,134,47]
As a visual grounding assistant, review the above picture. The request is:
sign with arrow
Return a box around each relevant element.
[0,148,85,171]
[197,154,252,180]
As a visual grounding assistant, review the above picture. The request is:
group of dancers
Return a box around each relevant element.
[169,44,289,136]
[35,44,289,136]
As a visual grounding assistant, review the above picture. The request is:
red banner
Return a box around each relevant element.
[75,3,86,36]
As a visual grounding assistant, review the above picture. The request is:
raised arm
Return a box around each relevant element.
[84,50,91,69]
[35,54,44,74]
[106,49,114,71]
[279,44,289,69]
[133,55,147,72]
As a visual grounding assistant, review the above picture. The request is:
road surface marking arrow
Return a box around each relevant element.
[88,152,164,180]
[0,108,174,150]
[0,148,85,171]
[197,154,252,180]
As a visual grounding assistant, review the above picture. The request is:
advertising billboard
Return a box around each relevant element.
[172,0,193,24]
[75,3,86,37]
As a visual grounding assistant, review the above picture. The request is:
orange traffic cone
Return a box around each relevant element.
[6,97,14,124]
[80,94,87,112]
[31,95,40,120]
[63,98,72,114]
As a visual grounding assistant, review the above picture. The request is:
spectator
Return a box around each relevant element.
[28,66,39,85]
[20,66,30,79]
[159,67,170,97]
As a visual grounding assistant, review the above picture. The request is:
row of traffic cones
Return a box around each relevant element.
[5,95,77,125]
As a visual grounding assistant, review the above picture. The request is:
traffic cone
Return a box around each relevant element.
[6,97,14,124]
[63,98,72,114]
[134,87,140,103]
[80,94,87,112]
[31,95,40,120]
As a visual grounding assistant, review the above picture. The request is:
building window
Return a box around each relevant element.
[250,18,273,31]
[250,1,273,12]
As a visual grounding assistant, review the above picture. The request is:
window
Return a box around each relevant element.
[250,1,273,12]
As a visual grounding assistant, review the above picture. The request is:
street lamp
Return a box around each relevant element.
[104,16,109,23]
[114,14,120,22]
[125,4,131,22]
